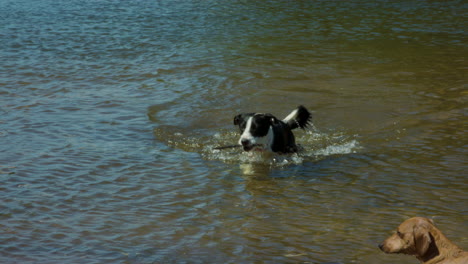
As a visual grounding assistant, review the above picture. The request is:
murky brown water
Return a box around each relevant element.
[1,1,467,263]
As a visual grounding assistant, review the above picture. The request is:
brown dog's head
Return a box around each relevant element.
[379,217,435,257]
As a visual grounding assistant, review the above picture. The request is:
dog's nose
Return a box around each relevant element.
[241,139,250,146]
[378,243,384,250]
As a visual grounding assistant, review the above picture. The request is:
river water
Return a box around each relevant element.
[1,1,467,263]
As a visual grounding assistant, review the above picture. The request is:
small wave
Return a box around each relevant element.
[299,130,361,158]
[312,140,359,156]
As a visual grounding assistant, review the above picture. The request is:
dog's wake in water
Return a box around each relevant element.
[206,129,359,167]
[153,126,360,167]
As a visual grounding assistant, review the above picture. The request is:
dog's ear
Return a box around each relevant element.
[233,114,242,126]
[265,114,278,125]
[413,224,432,256]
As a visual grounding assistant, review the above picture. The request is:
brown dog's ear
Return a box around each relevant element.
[414,224,432,256]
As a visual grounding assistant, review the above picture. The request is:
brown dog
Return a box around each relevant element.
[379,217,468,264]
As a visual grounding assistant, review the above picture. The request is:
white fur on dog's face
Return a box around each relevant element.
[238,116,274,151]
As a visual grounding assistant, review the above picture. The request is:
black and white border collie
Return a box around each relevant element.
[233,105,312,153]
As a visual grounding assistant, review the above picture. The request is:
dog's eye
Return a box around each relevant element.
[397,231,403,237]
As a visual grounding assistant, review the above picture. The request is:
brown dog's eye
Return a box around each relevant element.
[397,231,403,237]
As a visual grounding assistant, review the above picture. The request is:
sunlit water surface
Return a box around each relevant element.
[1,1,467,263]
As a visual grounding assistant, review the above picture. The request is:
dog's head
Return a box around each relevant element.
[233,113,278,151]
[379,217,435,257]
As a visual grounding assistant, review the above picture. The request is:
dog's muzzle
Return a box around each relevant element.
[241,139,262,151]
[241,139,253,151]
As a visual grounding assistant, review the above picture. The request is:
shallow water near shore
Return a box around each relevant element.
[1,1,467,263]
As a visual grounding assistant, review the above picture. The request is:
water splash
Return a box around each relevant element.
[153,126,360,167]
[299,130,360,158]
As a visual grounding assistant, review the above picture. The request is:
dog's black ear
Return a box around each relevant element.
[233,114,242,126]
[270,117,279,125]
[266,114,279,125]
